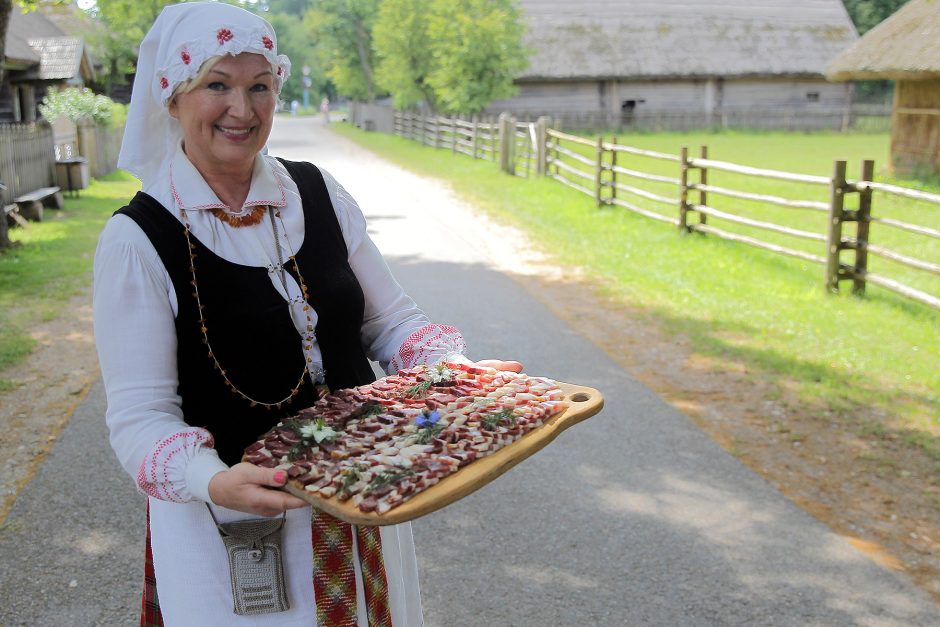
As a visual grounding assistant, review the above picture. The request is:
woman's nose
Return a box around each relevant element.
[227,89,253,118]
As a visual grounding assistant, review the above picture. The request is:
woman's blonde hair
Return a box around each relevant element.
[172,56,223,98]
[170,54,282,100]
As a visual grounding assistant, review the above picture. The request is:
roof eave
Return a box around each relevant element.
[516,72,828,83]
[828,69,940,81]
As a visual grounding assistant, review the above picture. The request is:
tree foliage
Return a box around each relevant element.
[372,0,527,114]
[372,0,434,109]
[424,0,526,114]
[841,0,912,35]
[306,0,378,102]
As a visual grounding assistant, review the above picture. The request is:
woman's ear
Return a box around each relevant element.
[168,96,179,120]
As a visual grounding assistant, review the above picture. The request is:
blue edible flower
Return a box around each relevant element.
[416,410,441,428]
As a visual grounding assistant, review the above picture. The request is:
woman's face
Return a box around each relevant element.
[168,53,276,174]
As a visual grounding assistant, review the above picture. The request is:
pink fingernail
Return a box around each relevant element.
[274,471,286,483]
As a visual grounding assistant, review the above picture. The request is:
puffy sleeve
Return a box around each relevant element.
[320,169,471,372]
[93,215,228,503]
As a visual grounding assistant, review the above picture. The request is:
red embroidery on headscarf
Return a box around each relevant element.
[217,28,234,44]
[181,50,191,65]
[276,66,283,76]
[262,36,274,50]
[160,77,169,89]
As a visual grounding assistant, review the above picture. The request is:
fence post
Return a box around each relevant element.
[698,145,708,225]
[853,159,874,295]
[678,146,690,231]
[498,113,515,175]
[826,160,848,293]
[535,116,551,176]
[77,119,98,178]
[610,136,617,203]
[471,119,479,159]
[594,136,604,207]
[451,117,458,154]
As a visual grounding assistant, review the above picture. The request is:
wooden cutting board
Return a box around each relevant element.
[281,381,604,526]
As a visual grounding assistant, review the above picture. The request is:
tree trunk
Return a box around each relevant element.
[354,19,375,103]
[0,0,12,249]
[0,0,13,90]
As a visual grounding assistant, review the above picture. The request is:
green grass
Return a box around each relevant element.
[0,171,140,384]
[333,123,940,463]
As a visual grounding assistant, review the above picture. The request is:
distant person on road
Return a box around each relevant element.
[92,3,520,625]
[320,96,330,124]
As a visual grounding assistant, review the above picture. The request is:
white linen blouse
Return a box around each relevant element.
[93,143,465,625]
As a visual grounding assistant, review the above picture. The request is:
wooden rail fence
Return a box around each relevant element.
[392,111,940,310]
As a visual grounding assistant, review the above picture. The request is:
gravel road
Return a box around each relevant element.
[1,116,938,626]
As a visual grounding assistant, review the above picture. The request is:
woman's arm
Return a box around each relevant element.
[94,216,304,514]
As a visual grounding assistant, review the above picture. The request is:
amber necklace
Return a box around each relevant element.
[207,205,268,227]
[180,206,323,410]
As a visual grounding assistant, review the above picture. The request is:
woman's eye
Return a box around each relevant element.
[250,83,270,93]
[206,82,226,91]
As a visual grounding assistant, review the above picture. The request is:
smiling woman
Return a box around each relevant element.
[90,2,520,626]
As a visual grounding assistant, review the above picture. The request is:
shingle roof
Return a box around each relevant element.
[4,7,90,80]
[3,31,41,66]
[27,37,85,80]
[826,0,940,80]
[517,0,860,80]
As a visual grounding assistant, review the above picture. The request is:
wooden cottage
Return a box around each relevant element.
[488,0,860,130]
[1,7,96,123]
[827,0,940,176]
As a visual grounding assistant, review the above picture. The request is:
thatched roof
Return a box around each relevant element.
[826,0,940,80]
[517,0,859,81]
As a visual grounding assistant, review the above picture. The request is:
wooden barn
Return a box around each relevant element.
[487,0,860,130]
[827,0,940,177]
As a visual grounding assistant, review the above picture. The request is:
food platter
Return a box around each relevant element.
[277,381,603,526]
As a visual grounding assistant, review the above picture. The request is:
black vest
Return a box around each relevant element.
[115,159,376,465]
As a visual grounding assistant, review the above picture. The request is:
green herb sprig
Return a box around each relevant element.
[404,380,432,398]
[364,468,415,495]
[482,407,517,431]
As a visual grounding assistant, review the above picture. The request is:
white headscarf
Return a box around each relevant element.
[118,2,291,184]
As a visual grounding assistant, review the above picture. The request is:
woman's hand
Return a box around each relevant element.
[473,359,523,373]
[208,462,308,517]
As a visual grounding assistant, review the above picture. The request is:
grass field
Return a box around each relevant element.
[333,124,940,462]
[0,171,139,388]
[541,130,940,298]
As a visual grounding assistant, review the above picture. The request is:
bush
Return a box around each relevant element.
[39,88,118,126]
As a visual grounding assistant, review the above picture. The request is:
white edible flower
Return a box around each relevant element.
[428,365,455,384]
[299,422,337,443]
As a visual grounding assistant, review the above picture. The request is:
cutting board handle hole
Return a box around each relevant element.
[569,392,590,402]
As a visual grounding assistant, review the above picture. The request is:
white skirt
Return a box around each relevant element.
[149,497,425,626]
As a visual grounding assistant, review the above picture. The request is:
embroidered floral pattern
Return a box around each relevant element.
[156,26,291,106]
[136,429,215,503]
[390,324,467,372]
[216,28,234,44]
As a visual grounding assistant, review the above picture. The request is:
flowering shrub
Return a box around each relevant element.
[39,88,117,126]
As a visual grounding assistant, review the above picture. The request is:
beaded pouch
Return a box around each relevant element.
[208,505,290,615]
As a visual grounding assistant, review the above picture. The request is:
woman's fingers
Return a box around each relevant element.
[209,463,309,516]
[474,359,524,372]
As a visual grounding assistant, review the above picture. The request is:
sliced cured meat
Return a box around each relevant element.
[244,363,568,514]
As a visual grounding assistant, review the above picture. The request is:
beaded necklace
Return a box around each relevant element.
[180,206,324,410]
[207,205,268,227]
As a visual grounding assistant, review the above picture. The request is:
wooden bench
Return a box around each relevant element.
[13,186,63,222]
